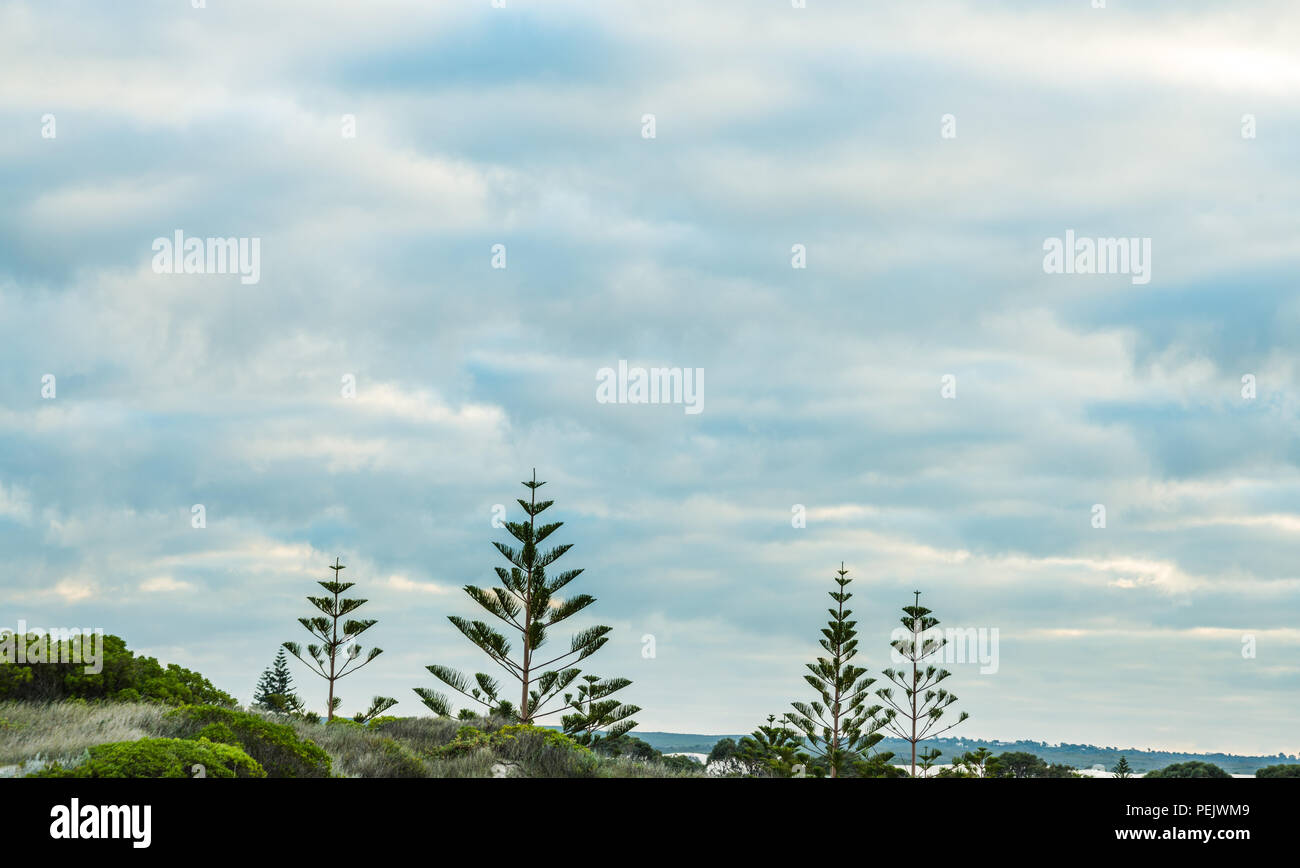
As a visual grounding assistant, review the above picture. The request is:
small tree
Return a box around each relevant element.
[1256,764,1300,778]
[736,715,812,778]
[706,738,742,775]
[561,674,640,747]
[952,746,997,777]
[1144,761,1230,779]
[1113,755,1133,778]
[787,563,886,778]
[283,558,396,722]
[916,746,943,777]
[994,750,1049,779]
[416,471,617,724]
[877,591,970,777]
[253,648,303,714]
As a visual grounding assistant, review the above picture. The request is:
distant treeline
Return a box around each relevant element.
[633,732,1299,776]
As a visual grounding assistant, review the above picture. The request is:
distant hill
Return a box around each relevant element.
[631,732,1300,776]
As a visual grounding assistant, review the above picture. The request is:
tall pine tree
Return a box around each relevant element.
[787,563,886,778]
[283,558,396,722]
[877,590,970,777]
[415,471,617,724]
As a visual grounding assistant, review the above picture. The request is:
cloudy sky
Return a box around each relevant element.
[2,0,1298,755]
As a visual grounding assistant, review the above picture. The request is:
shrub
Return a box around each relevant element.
[351,737,428,778]
[426,725,495,759]
[165,705,331,777]
[0,634,235,707]
[492,724,598,778]
[659,754,704,773]
[1144,761,1231,779]
[287,716,432,778]
[29,737,264,778]
[364,715,478,754]
[1256,764,1300,778]
[420,724,596,777]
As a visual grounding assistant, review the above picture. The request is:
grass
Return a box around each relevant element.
[1,701,710,778]
[0,700,170,773]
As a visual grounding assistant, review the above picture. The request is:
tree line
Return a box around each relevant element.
[252,470,984,774]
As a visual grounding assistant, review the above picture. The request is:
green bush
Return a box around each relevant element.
[427,725,496,759]
[165,705,331,777]
[29,737,264,778]
[1255,764,1300,778]
[1144,761,1231,779]
[356,737,428,778]
[0,634,235,707]
[421,724,596,777]
[492,725,598,778]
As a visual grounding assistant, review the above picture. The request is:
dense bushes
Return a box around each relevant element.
[29,737,265,778]
[425,724,598,778]
[0,634,235,707]
[1145,761,1231,779]
[164,705,331,777]
[1256,764,1300,778]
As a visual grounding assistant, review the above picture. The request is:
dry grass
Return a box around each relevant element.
[595,756,708,778]
[0,700,170,773]
[0,702,708,778]
[287,721,430,778]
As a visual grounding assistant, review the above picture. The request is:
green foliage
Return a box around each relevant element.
[1256,764,1300,778]
[493,724,597,777]
[427,725,496,759]
[1113,755,1134,778]
[595,733,660,761]
[166,705,331,777]
[352,696,399,724]
[989,750,1078,778]
[851,752,908,777]
[424,723,597,777]
[418,472,617,723]
[877,591,970,776]
[360,737,428,778]
[916,746,943,776]
[706,737,739,770]
[0,633,235,707]
[993,751,1049,778]
[29,737,265,778]
[660,753,704,773]
[1144,761,1231,779]
[327,715,364,729]
[950,746,998,778]
[733,715,812,777]
[253,648,303,714]
[561,674,640,747]
[283,558,392,722]
[787,563,886,777]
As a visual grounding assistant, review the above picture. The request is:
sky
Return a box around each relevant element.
[1,0,1298,755]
